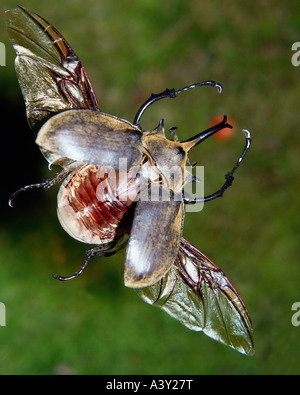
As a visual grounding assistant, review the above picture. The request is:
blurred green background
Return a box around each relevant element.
[0,0,299,375]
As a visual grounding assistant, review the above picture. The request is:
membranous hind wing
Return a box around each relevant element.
[6,6,99,131]
[136,237,254,355]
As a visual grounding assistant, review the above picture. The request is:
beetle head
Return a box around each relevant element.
[142,120,195,193]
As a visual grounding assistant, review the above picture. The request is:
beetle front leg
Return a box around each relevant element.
[184,129,251,204]
[133,81,222,128]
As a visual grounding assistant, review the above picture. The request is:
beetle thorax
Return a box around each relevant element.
[142,131,188,192]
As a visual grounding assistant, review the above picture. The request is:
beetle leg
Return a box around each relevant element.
[133,80,222,128]
[184,130,251,204]
[52,241,127,281]
[8,166,74,207]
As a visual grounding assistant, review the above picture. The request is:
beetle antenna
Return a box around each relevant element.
[169,126,180,142]
[134,80,222,128]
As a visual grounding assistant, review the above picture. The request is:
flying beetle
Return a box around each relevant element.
[6,6,254,355]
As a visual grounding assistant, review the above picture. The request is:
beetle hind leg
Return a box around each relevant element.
[52,251,93,281]
[8,166,73,207]
[52,240,128,281]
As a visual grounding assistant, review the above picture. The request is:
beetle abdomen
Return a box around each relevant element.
[57,165,141,245]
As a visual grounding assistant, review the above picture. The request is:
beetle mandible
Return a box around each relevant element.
[6,6,254,355]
